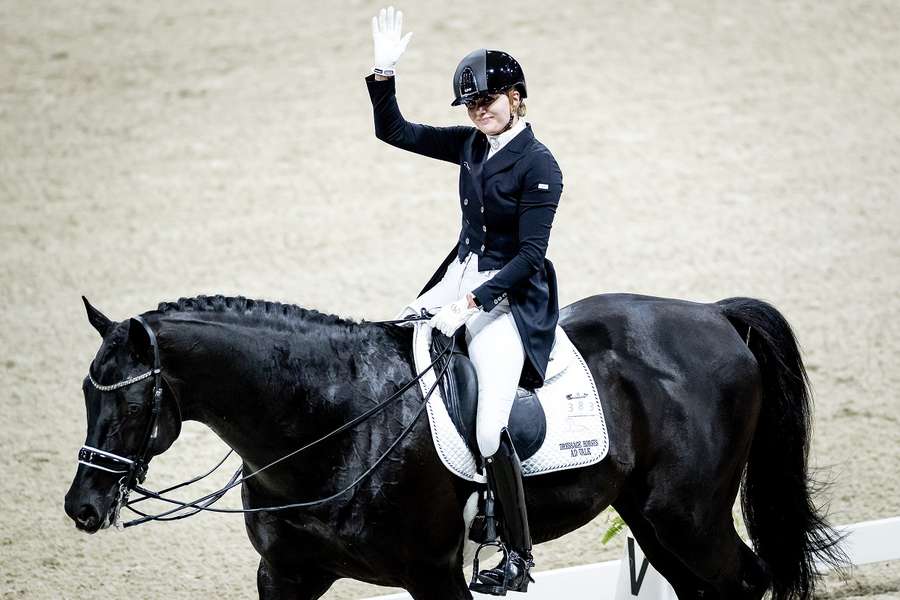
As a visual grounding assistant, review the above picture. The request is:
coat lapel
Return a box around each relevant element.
[482,123,535,180]
[462,123,535,206]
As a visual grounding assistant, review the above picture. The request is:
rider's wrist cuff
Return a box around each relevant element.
[373,66,396,76]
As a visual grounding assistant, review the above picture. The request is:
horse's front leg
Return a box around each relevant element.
[243,500,336,600]
[404,563,473,600]
[257,559,335,600]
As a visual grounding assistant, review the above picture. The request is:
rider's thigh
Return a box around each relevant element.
[466,306,525,456]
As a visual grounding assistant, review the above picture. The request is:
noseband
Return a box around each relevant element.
[79,316,164,496]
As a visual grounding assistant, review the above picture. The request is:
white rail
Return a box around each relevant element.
[361,517,900,600]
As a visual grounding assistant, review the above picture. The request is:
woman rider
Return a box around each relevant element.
[366,6,563,594]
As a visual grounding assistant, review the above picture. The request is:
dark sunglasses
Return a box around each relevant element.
[464,93,502,110]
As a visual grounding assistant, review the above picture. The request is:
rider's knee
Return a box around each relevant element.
[477,427,502,457]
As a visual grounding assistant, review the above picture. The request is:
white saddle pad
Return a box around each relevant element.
[412,322,609,483]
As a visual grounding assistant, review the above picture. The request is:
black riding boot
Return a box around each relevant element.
[470,428,535,595]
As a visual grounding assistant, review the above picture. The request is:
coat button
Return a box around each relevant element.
[465,237,469,245]
[480,206,484,213]
[482,225,487,232]
[463,198,469,205]
[480,244,485,251]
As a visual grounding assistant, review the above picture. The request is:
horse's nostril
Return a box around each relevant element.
[74,505,100,532]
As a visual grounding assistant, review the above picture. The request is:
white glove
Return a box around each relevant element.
[429,297,479,337]
[371,6,413,76]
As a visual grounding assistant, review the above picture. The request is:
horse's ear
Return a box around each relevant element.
[82,296,113,337]
[127,318,154,364]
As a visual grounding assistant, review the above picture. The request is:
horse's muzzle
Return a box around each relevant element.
[65,480,116,534]
[68,503,102,533]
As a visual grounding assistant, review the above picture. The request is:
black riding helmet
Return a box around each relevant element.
[451,49,527,107]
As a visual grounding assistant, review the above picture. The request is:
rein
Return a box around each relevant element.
[78,310,452,527]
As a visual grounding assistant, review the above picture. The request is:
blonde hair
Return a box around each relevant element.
[507,88,527,117]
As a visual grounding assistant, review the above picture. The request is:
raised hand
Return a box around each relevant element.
[371,6,413,77]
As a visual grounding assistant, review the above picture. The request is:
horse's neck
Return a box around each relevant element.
[157,313,406,474]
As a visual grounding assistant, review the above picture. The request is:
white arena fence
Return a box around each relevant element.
[362,516,900,600]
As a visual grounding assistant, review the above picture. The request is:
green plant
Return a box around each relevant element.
[601,508,627,545]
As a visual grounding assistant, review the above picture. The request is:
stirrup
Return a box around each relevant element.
[469,542,534,596]
[469,541,507,596]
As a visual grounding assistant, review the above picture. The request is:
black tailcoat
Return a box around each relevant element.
[366,74,563,390]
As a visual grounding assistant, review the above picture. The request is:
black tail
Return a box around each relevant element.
[718,297,847,600]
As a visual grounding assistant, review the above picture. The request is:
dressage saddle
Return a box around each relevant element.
[429,330,546,462]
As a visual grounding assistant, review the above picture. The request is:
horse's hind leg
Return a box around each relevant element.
[642,497,769,600]
[257,560,335,600]
[615,500,716,599]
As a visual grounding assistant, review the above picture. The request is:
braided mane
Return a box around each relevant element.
[149,294,362,328]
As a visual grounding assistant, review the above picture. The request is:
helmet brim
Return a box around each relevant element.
[450,89,508,108]
[451,94,477,107]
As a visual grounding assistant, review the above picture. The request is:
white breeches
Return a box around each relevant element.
[397,252,525,457]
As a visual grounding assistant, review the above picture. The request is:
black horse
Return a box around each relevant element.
[65,293,844,600]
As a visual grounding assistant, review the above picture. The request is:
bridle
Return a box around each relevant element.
[79,315,164,522]
[76,309,454,528]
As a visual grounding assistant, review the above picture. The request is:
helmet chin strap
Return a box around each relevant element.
[500,111,515,133]
[499,94,517,133]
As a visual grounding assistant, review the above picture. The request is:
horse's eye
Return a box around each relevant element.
[128,404,142,416]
